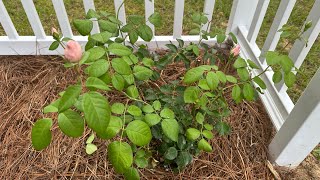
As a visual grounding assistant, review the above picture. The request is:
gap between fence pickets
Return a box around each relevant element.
[236,26,294,131]
[0,36,218,55]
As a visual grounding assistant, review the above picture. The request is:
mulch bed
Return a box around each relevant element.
[0,55,317,179]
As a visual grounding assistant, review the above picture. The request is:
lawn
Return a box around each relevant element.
[0,0,319,102]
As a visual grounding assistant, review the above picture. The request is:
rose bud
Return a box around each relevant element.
[231,44,240,56]
[51,27,60,40]
[64,40,82,63]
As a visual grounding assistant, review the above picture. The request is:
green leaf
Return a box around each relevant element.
[160,108,175,119]
[112,73,125,91]
[148,12,162,27]
[253,76,266,89]
[152,100,161,111]
[186,128,200,141]
[142,58,154,67]
[217,34,226,43]
[237,68,250,81]
[129,31,139,44]
[74,95,84,112]
[49,41,59,50]
[58,85,82,112]
[108,141,133,173]
[58,109,84,137]
[284,72,296,87]
[266,51,280,65]
[184,86,200,103]
[279,55,294,73]
[127,105,142,116]
[86,9,99,19]
[193,46,200,56]
[215,121,231,136]
[73,19,93,36]
[124,167,140,180]
[231,85,241,102]
[272,71,282,83]
[164,147,178,160]
[206,72,219,90]
[126,85,139,99]
[196,112,204,124]
[198,79,210,90]
[86,133,95,144]
[202,130,214,139]
[128,15,144,25]
[86,77,111,91]
[229,32,238,43]
[243,83,255,101]
[105,116,123,139]
[138,24,153,41]
[31,118,52,150]
[108,15,122,25]
[226,75,238,83]
[189,28,200,35]
[86,143,97,155]
[135,157,148,168]
[233,57,247,69]
[43,99,60,113]
[247,59,260,69]
[85,59,109,77]
[90,31,112,43]
[112,58,132,75]
[198,139,212,152]
[83,92,111,138]
[98,20,118,33]
[87,47,105,62]
[191,13,202,24]
[176,151,192,169]
[133,65,153,80]
[161,118,179,142]
[144,113,161,126]
[183,67,205,84]
[142,104,154,113]
[204,123,213,130]
[126,120,152,146]
[111,103,125,114]
[216,71,227,83]
[109,43,132,56]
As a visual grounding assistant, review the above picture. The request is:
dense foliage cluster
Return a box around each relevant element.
[31,8,309,179]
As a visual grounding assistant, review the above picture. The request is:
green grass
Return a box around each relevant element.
[0,0,318,102]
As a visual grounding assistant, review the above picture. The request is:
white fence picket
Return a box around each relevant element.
[227,0,259,34]
[247,0,270,43]
[201,0,215,32]
[173,0,185,38]
[114,0,126,25]
[0,1,19,39]
[83,0,100,34]
[145,0,155,35]
[52,0,73,38]
[21,0,46,39]
[269,68,320,167]
[260,0,296,61]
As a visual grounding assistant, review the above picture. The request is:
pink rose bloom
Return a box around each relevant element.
[231,44,240,56]
[64,40,82,63]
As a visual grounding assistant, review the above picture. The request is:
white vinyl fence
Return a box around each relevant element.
[1,0,320,168]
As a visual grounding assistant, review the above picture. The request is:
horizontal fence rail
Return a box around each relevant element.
[0,0,320,169]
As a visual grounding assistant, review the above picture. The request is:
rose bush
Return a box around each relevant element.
[32,9,308,179]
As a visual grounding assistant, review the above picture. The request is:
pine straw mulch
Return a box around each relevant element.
[0,55,318,180]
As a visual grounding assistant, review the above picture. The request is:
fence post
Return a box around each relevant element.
[227,0,258,35]
[269,68,320,167]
